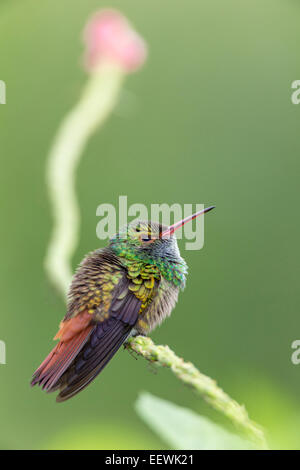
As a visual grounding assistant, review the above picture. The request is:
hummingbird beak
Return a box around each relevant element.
[160,206,215,239]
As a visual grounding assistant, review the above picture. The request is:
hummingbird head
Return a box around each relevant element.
[110,219,181,263]
[109,206,215,266]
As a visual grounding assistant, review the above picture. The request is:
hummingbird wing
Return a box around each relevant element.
[55,276,143,402]
[31,249,159,401]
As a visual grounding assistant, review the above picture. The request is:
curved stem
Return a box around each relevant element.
[127,336,268,449]
[44,62,124,299]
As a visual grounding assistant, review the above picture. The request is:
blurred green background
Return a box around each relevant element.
[0,0,300,450]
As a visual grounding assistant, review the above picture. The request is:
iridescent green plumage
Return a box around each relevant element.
[110,220,187,287]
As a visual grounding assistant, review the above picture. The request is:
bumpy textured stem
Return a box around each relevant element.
[127,336,268,449]
[45,62,124,299]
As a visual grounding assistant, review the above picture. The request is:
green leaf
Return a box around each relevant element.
[135,393,253,450]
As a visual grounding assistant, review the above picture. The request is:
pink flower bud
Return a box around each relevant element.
[83,9,147,73]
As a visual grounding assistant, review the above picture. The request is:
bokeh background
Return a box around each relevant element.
[0,0,300,450]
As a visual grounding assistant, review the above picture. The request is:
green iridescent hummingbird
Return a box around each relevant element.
[31,206,215,401]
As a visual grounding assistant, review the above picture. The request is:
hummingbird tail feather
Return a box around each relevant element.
[56,318,131,402]
[30,324,94,391]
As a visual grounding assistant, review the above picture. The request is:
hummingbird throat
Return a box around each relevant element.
[109,238,187,288]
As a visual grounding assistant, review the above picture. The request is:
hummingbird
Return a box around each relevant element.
[31,206,214,401]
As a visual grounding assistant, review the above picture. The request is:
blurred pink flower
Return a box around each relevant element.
[83,9,147,73]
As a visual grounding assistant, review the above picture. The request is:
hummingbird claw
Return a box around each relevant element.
[123,342,139,360]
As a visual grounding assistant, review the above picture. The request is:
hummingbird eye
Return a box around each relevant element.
[139,232,155,243]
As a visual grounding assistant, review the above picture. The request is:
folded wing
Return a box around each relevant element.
[31,270,142,401]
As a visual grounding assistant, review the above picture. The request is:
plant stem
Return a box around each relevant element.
[127,335,268,449]
[44,62,124,299]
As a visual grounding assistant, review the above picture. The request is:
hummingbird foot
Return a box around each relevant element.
[129,328,147,338]
[123,342,139,360]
